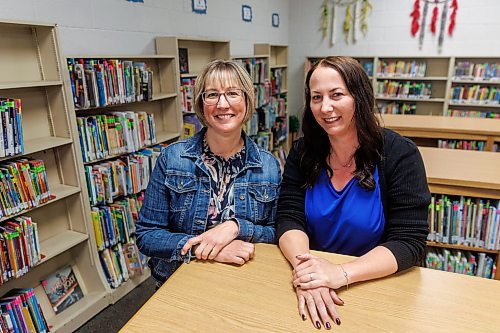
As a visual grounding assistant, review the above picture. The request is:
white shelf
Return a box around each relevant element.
[0,184,81,223]
[0,137,72,162]
[0,80,62,90]
[376,76,448,81]
[109,269,151,304]
[376,97,445,103]
[40,231,89,264]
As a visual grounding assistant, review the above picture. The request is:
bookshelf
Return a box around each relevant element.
[155,36,231,137]
[419,147,500,280]
[305,56,499,152]
[63,54,182,306]
[254,43,289,156]
[305,56,499,118]
[0,20,108,332]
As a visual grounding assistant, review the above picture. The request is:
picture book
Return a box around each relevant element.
[41,265,84,314]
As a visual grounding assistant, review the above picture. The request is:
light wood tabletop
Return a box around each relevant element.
[120,244,500,333]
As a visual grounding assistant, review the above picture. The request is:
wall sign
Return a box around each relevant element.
[242,5,252,22]
[192,0,207,14]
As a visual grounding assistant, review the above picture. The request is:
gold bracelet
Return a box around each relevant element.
[339,264,349,290]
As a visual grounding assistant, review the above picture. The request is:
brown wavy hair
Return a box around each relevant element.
[301,56,383,190]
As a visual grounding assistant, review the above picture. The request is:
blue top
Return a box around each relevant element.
[305,167,385,256]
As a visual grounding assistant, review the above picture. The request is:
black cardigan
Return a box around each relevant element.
[276,128,431,272]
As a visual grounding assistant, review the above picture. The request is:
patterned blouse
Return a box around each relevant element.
[201,136,246,229]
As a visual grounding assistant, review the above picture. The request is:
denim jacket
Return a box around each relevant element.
[136,128,281,282]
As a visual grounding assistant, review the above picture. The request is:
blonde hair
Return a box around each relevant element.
[194,59,255,127]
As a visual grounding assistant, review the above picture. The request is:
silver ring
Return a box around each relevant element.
[309,273,313,282]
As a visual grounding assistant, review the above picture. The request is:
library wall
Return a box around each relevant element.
[288,0,500,117]
[0,0,288,56]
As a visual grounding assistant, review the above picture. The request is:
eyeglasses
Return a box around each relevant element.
[202,89,244,106]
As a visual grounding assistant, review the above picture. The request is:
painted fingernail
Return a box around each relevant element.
[335,318,341,326]
[315,321,321,329]
[325,322,331,329]
[296,284,301,288]
[302,314,306,321]
[339,297,344,304]
[295,255,301,259]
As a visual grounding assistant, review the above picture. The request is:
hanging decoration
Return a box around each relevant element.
[322,0,329,38]
[430,1,438,34]
[418,0,429,49]
[321,0,372,47]
[410,0,458,53]
[360,0,372,36]
[410,0,420,36]
[448,0,458,35]
[343,4,352,43]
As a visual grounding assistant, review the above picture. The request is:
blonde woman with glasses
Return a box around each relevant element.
[136,59,281,287]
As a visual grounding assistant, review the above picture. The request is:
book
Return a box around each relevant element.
[41,265,84,314]
[178,48,189,74]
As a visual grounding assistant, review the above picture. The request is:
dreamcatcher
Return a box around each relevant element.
[410,0,458,52]
[321,0,373,47]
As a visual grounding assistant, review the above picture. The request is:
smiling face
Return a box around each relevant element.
[202,83,247,136]
[309,66,357,140]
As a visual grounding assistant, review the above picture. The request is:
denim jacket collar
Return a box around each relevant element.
[181,127,263,169]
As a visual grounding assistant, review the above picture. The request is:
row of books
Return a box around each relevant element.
[0,159,50,219]
[444,109,500,118]
[377,101,417,115]
[437,139,486,151]
[255,82,272,108]
[0,288,48,333]
[67,58,153,109]
[270,68,285,95]
[376,60,427,78]
[450,85,499,105]
[361,62,374,77]
[99,240,147,289]
[236,58,268,84]
[269,96,287,117]
[85,148,160,206]
[0,216,40,284]
[0,98,23,158]
[453,61,499,82]
[91,194,143,251]
[427,195,499,250]
[77,111,157,163]
[425,249,496,279]
[376,81,432,99]
[180,77,195,114]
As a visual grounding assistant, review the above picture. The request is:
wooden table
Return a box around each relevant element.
[120,244,500,332]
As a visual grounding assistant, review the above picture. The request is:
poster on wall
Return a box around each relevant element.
[192,0,207,14]
[242,5,252,22]
[272,13,280,27]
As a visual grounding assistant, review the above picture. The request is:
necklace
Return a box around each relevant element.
[330,152,355,170]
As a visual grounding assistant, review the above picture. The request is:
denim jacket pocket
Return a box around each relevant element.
[164,172,198,213]
[248,184,278,222]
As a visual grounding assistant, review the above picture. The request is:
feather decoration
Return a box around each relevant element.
[448,0,458,36]
[322,0,329,39]
[410,0,420,36]
[430,1,438,34]
[360,0,372,36]
[330,3,336,47]
[353,0,359,43]
[418,0,429,49]
[343,4,352,44]
[438,0,448,53]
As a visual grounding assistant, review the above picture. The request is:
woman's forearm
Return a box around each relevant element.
[278,230,310,268]
[342,246,398,285]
